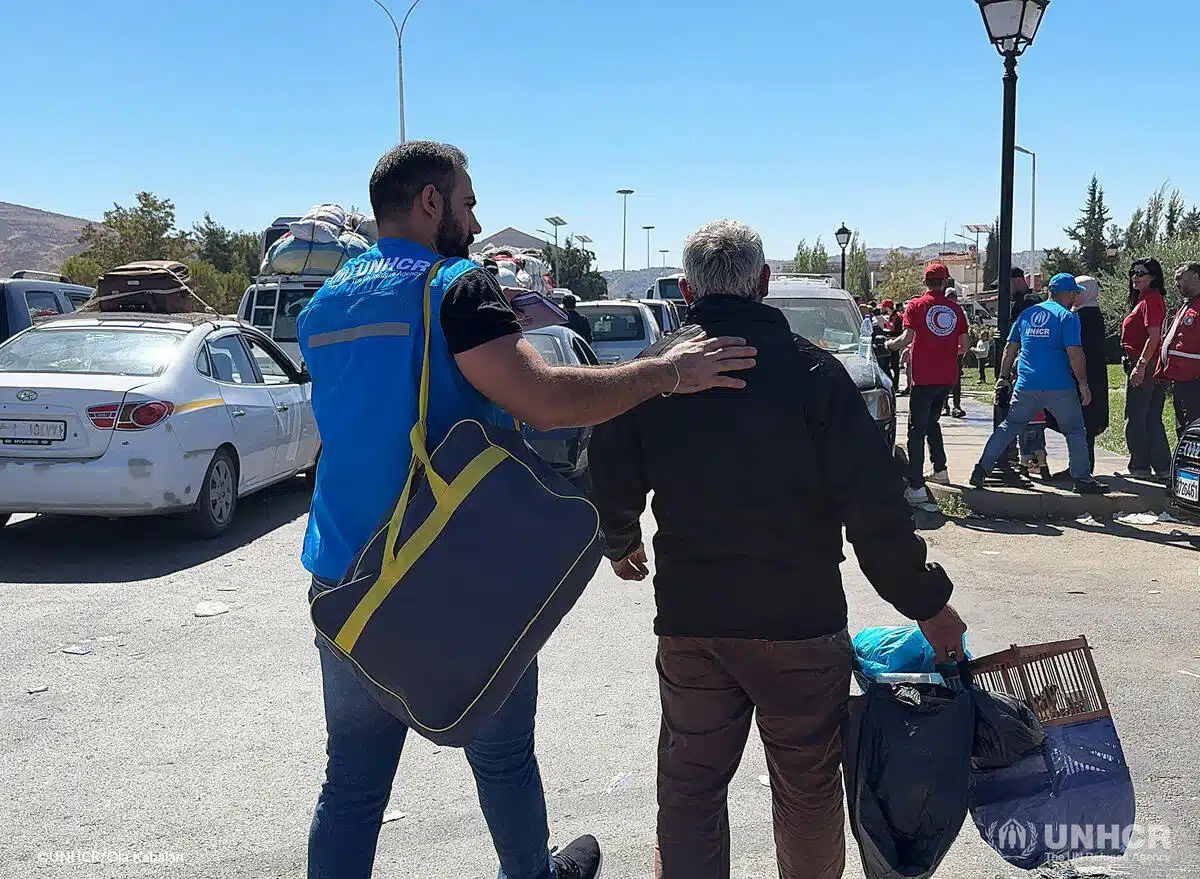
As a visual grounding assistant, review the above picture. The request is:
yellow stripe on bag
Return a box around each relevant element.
[334,444,509,653]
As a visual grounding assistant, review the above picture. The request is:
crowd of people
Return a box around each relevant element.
[877,256,1200,504]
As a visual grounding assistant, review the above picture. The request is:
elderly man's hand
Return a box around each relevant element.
[918,603,967,663]
[612,545,650,581]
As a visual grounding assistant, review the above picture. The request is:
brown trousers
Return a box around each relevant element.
[654,632,852,879]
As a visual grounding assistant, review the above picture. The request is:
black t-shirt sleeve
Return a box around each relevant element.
[439,268,522,355]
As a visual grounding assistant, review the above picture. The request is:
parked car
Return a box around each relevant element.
[639,298,683,335]
[1169,423,1200,520]
[645,273,689,315]
[764,277,897,448]
[523,325,599,487]
[1,271,94,345]
[0,312,320,536]
[236,277,325,366]
[574,300,663,364]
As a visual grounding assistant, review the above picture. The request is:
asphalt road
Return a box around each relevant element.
[1,483,1198,878]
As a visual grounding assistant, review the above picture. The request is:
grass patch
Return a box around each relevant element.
[936,491,971,519]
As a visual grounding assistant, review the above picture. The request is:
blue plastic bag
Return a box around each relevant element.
[970,717,1137,869]
[853,626,970,682]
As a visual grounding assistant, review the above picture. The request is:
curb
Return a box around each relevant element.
[926,478,1171,520]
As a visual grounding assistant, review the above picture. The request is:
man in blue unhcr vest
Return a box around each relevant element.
[297,141,757,879]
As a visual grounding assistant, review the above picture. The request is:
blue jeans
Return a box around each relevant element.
[978,387,1092,480]
[308,578,555,879]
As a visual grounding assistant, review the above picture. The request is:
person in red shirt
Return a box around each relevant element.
[1120,258,1171,478]
[887,264,969,505]
[1157,262,1200,436]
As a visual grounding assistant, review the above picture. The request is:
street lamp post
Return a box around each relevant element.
[660,248,669,267]
[835,224,852,290]
[617,189,634,270]
[643,225,655,269]
[960,223,991,296]
[1015,144,1037,259]
[371,0,425,144]
[976,0,1049,376]
[544,216,567,282]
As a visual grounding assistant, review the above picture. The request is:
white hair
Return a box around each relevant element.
[682,219,765,300]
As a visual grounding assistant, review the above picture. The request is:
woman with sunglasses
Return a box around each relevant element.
[1119,258,1171,479]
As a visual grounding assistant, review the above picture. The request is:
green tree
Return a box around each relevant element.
[1063,175,1112,274]
[1040,247,1084,278]
[231,231,261,278]
[60,254,104,287]
[1166,190,1185,240]
[810,236,829,276]
[193,213,235,272]
[1125,208,1146,253]
[1180,207,1200,240]
[77,192,192,269]
[983,222,999,289]
[875,250,924,304]
[184,260,249,315]
[846,232,871,299]
[1143,184,1167,245]
[793,238,811,273]
[543,237,607,301]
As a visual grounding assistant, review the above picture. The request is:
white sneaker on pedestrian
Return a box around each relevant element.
[904,485,930,506]
[927,470,951,485]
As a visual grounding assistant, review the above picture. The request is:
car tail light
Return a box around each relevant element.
[87,401,174,431]
[87,404,120,430]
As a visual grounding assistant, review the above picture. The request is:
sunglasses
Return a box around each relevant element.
[1130,270,1151,278]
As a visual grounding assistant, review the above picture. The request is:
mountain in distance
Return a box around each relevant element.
[0,202,90,277]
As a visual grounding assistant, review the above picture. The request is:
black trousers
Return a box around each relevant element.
[1174,379,1200,439]
[907,385,953,487]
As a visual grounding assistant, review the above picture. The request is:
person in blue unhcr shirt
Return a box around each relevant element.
[297,140,757,879]
[970,273,1106,496]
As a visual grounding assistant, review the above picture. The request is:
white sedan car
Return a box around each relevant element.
[0,313,320,536]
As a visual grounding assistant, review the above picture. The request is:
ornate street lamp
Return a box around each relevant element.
[835,224,853,289]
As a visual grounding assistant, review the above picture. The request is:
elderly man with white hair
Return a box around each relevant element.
[588,219,967,879]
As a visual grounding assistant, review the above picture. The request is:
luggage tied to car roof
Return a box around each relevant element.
[309,261,603,747]
[84,261,216,314]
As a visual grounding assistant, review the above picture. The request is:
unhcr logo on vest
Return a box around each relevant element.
[985,819,1172,863]
[987,819,1041,861]
[1026,308,1052,338]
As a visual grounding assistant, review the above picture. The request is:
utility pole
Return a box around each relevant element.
[371,0,424,143]
[617,189,634,271]
[643,225,655,270]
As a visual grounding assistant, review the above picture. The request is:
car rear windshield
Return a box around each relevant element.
[657,278,686,303]
[246,285,318,342]
[0,328,184,376]
[766,298,863,353]
[526,333,564,365]
[581,306,646,343]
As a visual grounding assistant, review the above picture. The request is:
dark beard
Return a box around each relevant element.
[435,211,472,258]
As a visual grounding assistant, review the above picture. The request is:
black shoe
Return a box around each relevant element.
[952,408,967,418]
[1038,466,1053,482]
[969,465,987,488]
[552,835,603,879]
[943,407,951,416]
[1073,479,1108,495]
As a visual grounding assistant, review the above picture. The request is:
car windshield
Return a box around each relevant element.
[657,278,686,304]
[644,302,668,331]
[526,333,564,365]
[766,297,863,353]
[580,306,646,343]
[0,328,184,376]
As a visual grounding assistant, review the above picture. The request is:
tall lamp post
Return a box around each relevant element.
[660,248,670,267]
[371,0,425,144]
[544,216,567,282]
[643,225,655,269]
[1015,144,1037,259]
[835,223,852,290]
[976,0,1049,375]
[959,223,991,296]
[617,189,634,270]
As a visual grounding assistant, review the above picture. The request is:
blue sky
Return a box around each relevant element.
[3,0,1200,270]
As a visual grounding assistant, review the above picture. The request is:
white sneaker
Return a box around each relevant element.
[927,470,951,485]
[904,485,930,506]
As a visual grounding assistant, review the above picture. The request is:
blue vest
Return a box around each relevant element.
[298,239,509,580]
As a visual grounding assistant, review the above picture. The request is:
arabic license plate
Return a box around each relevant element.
[0,418,67,445]
[1176,470,1200,502]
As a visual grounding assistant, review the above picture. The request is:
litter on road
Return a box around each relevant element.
[758,775,771,788]
[981,551,1001,556]
[216,585,240,592]
[381,810,406,824]
[194,601,231,618]
[26,685,49,694]
[606,773,630,794]
[1075,515,1101,526]
[1180,670,1200,680]
[1115,513,1162,526]
[61,645,92,656]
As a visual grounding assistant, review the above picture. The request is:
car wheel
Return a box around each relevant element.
[188,449,238,538]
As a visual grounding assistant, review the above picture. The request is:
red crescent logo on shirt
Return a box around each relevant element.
[926,305,958,337]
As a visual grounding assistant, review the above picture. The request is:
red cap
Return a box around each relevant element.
[924,263,951,281]
[880,299,895,309]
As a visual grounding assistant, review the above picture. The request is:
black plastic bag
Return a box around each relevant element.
[971,689,1045,771]
[843,675,975,879]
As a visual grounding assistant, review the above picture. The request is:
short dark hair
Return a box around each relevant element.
[1010,267,1026,278]
[1180,262,1200,276]
[369,141,467,224]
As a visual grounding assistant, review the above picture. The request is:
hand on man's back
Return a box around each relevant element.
[663,333,757,393]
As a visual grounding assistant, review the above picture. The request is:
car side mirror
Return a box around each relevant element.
[297,367,312,384]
